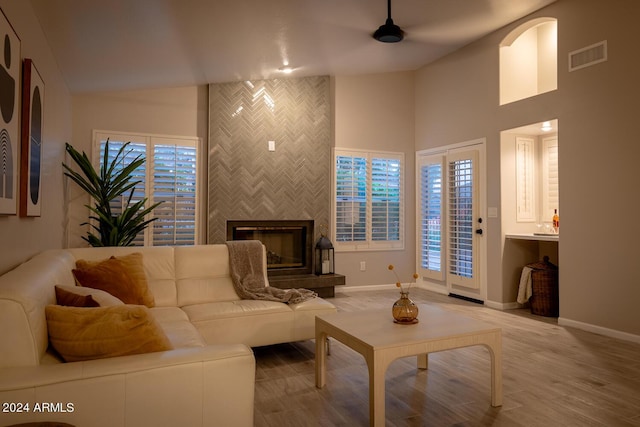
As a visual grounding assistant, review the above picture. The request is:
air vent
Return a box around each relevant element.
[569,40,607,72]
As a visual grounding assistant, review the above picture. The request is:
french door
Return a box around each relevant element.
[446,149,480,292]
[417,143,484,300]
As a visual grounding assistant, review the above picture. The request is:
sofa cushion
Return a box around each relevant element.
[182,300,295,347]
[67,246,178,307]
[45,304,172,362]
[175,245,240,306]
[55,285,124,307]
[73,253,155,307]
[150,307,206,348]
[182,299,291,322]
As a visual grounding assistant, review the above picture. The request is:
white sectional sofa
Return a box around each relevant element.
[0,244,336,427]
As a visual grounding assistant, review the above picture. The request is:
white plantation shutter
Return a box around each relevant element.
[334,149,404,251]
[516,137,535,222]
[417,154,444,280]
[151,139,198,245]
[95,131,200,246]
[448,158,474,279]
[371,157,402,242]
[335,154,367,243]
[99,139,147,246]
[542,136,559,220]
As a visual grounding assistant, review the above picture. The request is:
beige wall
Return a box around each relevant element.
[415,0,640,337]
[68,86,209,247]
[332,71,416,287]
[0,1,72,274]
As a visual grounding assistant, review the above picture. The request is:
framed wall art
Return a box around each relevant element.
[20,58,44,217]
[0,8,21,215]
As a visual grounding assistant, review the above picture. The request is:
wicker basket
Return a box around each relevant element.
[527,256,559,317]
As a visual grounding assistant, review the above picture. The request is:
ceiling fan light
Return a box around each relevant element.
[373,18,404,43]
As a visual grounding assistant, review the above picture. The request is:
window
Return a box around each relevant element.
[333,149,404,251]
[94,131,201,246]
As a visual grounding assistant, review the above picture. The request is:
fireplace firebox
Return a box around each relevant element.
[226,220,314,276]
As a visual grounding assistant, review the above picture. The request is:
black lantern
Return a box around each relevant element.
[315,234,334,275]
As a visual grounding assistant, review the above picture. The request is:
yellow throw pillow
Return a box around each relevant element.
[73,253,155,307]
[45,305,173,362]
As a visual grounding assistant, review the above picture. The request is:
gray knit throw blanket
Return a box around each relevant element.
[225,240,317,304]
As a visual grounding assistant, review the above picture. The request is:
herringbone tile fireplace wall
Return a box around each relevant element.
[208,76,331,243]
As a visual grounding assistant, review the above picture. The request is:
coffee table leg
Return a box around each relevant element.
[417,353,428,370]
[366,352,387,427]
[487,332,503,407]
[316,330,327,388]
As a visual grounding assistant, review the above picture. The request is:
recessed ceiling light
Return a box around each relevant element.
[541,121,552,132]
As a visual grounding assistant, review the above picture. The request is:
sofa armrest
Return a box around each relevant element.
[0,344,255,427]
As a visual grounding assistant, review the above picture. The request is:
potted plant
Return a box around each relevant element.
[63,139,161,246]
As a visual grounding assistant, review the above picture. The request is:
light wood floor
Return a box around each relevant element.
[253,288,640,426]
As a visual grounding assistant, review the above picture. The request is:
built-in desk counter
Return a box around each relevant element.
[505,233,559,242]
[504,233,559,264]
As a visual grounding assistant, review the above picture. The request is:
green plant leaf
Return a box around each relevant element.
[63,140,164,247]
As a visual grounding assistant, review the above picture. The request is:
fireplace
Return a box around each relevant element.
[226,220,314,276]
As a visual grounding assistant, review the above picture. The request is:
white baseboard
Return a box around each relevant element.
[558,317,640,344]
[484,300,521,310]
[337,284,397,293]
[338,282,442,294]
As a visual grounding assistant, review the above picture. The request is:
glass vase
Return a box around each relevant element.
[392,291,419,324]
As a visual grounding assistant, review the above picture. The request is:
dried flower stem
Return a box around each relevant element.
[387,264,419,293]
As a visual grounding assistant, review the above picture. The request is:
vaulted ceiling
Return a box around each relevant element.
[31,0,556,94]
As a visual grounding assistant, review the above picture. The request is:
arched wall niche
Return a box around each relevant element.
[500,17,557,105]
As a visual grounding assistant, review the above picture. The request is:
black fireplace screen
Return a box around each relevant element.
[227,220,314,275]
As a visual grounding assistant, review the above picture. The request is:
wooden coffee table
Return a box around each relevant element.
[315,304,502,427]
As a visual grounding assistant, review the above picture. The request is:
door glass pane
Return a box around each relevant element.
[448,159,473,278]
[420,163,442,272]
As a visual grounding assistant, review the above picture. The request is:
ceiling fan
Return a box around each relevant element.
[373,0,405,43]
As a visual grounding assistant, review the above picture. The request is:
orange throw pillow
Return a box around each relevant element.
[46,305,172,362]
[73,253,155,307]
